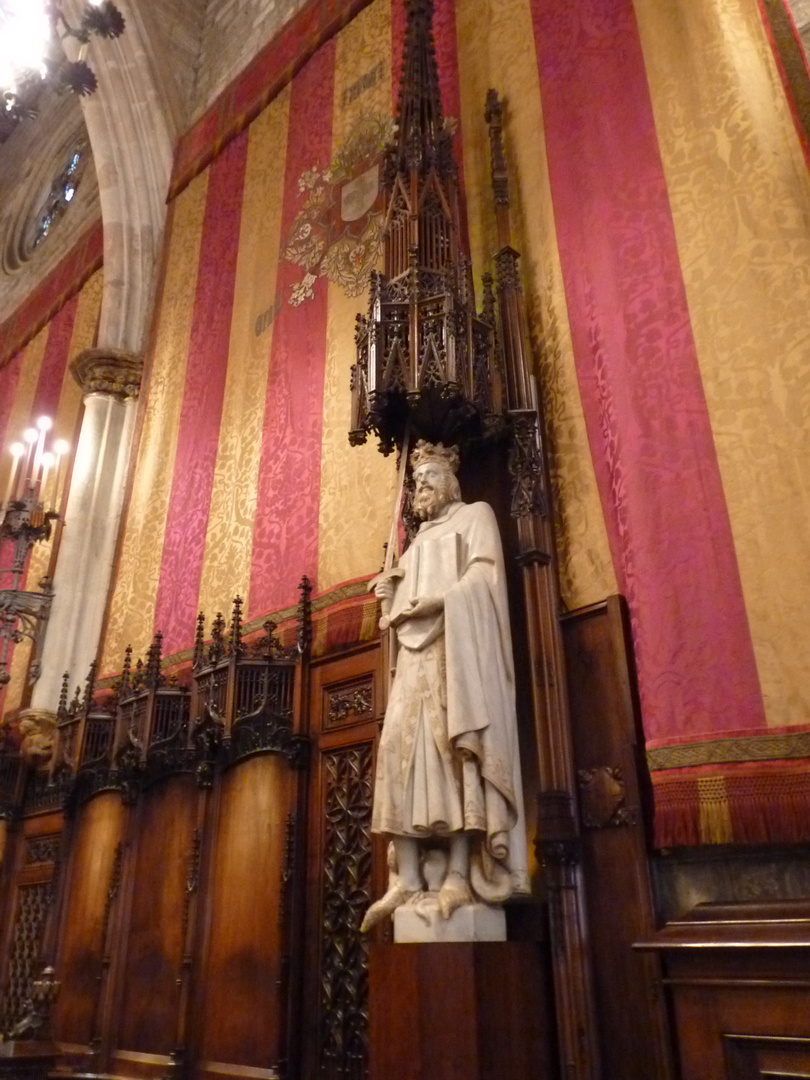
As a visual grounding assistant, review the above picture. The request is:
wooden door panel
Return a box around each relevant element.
[302,643,385,1080]
[53,792,125,1048]
[198,754,295,1072]
[117,776,197,1055]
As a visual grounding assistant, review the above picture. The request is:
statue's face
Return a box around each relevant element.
[413,462,453,520]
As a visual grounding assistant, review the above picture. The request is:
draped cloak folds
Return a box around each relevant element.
[372,500,530,894]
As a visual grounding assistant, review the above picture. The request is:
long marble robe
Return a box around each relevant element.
[372,499,530,895]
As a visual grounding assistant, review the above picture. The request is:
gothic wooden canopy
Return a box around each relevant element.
[349,0,502,454]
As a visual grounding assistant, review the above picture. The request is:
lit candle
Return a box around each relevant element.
[32,416,52,488]
[39,452,54,508]
[20,428,38,498]
[2,444,23,509]
[52,440,69,513]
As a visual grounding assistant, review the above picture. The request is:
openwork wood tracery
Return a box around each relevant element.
[0,882,53,1033]
[319,743,374,1080]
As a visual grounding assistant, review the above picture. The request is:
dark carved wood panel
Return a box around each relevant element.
[24,835,61,866]
[53,793,125,1049]
[116,775,198,1055]
[324,677,374,730]
[319,743,373,1080]
[303,644,385,1080]
[562,597,675,1080]
[0,881,52,1029]
[198,754,295,1072]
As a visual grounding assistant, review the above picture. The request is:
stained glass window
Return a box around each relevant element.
[33,144,87,248]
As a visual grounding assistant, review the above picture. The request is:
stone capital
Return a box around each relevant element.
[70,348,143,400]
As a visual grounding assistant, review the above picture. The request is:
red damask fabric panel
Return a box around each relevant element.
[154,132,249,654]
[34,295,78,420]
[530,0,766,745]
[248,40,337,618]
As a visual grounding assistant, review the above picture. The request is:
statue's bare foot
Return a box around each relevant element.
[438,871,473,919]
[360,882,414,932]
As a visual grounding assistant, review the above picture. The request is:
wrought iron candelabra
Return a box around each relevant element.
[1,1,126,141]
[0,417,69,687]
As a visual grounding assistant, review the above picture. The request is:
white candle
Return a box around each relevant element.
[52,439,69,513]
[2,444,23,509]
[21,428,37,497]
[32,416,51,488]
[39,452,54,507]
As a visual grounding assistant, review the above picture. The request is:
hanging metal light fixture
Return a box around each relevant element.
[0,0,125,140]
[0,416,70,687]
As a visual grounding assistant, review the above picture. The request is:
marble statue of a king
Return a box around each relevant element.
[362,441,529,933]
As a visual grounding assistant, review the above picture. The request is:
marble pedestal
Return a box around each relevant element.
[394,902,506,942]
[369,941,553,1080]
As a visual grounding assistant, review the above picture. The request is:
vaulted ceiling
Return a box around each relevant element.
[0,0,308,330]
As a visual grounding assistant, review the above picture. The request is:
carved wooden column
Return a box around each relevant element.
[485,91,602,1080]
[30,350,141,712]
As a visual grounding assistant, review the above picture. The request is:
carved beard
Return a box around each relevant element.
[414,484,451,520]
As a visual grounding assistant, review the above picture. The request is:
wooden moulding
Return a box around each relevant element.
[368,941,553,1080]
[636,900,810,1080]
[0,1040,57,1080]
[635,899,810,953]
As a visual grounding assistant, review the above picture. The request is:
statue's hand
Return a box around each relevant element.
[399,595,444,620]
[373,577,396,604]
[372,569,404,632]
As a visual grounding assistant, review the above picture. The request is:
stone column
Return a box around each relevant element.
[30,4,175,708]
[30,350,142,710]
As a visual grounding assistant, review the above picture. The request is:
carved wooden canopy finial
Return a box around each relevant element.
[391,0,446,174]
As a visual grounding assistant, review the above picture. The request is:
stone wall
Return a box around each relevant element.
[786,0,810,58]
[193,0,311,117]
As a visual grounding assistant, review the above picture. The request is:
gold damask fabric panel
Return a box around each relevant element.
[101,174,208,674]
[196,87,291,620]
[454,0,617,610]
[634,0,810,728]
[317,0,397,592]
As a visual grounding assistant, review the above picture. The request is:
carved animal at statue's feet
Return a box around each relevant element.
[360,881,416,932]
[437,870,473,919]
[360,842,415,932]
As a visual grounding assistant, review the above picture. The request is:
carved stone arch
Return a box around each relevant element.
[60,0,178,353]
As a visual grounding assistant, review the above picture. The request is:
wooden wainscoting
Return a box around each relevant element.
[637,900,810,1080]
[562,597,676,1080]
